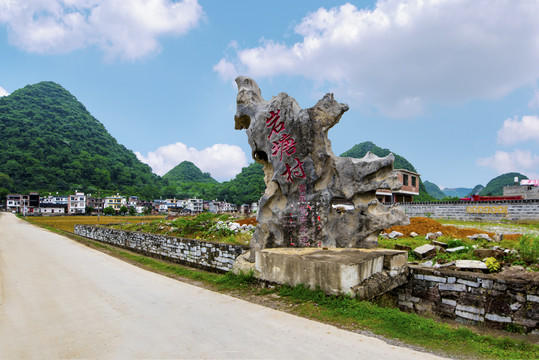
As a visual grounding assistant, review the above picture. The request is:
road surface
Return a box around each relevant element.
[0,213,447,359]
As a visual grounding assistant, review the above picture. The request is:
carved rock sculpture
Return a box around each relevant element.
[234,77,409,259]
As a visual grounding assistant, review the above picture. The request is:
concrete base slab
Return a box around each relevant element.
[255,248,407,296]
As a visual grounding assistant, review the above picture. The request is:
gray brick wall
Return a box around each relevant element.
[74,225,247,273]
[395,266,539,333]
[398,200,539,221]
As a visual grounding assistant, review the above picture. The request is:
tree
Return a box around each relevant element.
[128,207,136,216]
[103,206,115,215]
[119,205,128,215]
[85,206,95,214]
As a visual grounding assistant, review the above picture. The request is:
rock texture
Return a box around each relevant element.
[234,77,408,258]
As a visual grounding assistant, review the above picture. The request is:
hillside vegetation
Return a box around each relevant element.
[0,82,160,197]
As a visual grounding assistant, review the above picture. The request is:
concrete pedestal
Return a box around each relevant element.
[255,248,407,296]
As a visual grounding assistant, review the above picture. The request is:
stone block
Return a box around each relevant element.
[439,283,466,292]
[255,248,385,295]
[457,278,480,288]
[455,310,484,322]
[456,304,485,315]
[442,298,457,307]
[473,249,504,259]
[395,244,412,252]
[527,294,539,303]
[485,313,512,323]
[446,246,466,253]
[423,275,447,283]
[413,244,437,259]
[455,260,487,271]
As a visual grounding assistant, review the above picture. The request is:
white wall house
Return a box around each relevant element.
[68,191,86,214]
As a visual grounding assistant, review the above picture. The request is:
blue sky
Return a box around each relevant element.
[1,0,538,189]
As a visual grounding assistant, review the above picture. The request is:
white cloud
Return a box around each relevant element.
[135,142,248,181]
[477,149,539,178]
[216,0,539,117]
[0,0,204,61]
[0,86,9,96]
[497,116,539,146]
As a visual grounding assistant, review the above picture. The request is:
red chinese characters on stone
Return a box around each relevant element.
[266,109,305,183]
[271,133,297,161]
[266,110,285,139]
[281,158,306,183]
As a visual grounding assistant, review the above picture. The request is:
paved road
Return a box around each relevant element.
[0,213,447,359]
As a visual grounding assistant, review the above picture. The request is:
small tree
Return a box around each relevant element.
[128,207,136,216]
[119,205,128,215]
[103,206,116,216]
[85,206,95,214]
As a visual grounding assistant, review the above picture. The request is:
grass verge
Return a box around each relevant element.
[25,218,539,360]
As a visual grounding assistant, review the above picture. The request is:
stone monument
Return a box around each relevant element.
[234,77,409,260]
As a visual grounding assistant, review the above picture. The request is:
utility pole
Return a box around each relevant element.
[97,190,100,222]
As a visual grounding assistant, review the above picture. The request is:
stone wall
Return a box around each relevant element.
[398,200,539,221]
[395,265,539,333]
[74,225,247,273]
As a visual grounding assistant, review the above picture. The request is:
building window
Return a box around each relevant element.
[412,176,416,187]
[403,174,409,186]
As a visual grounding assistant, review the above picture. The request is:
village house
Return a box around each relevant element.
[376,169,421,203]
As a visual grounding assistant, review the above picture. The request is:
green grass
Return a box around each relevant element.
[276,284,537,359]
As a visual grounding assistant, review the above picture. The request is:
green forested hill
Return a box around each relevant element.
[0,81,160,196]
[479,172,528,196]
[340,141,435,201]
[163,161,217,184]
[218,162,266,205]
[424,181,446,200]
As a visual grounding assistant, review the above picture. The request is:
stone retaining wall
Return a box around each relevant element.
[397,200,539,221]
[74,225,247,273]
[395,265,539,334]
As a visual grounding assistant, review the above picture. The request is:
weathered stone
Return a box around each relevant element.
[234,77,408,259]
[388,231,403,239]
[473,248,504,259]
[413,244,437,259]
[485,313,512,323]
[446,246,467,253]
[492,233,503,242]
[468,234,492,241]
[409,232,419,238]
[431,240,448,248]
[395,244,412,252]
[455,260,488,271]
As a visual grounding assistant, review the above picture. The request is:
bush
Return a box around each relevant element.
[518,235,539,264]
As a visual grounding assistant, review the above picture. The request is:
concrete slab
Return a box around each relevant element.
[255,248,406,296]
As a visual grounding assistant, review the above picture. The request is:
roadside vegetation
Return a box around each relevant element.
[21,213,539,359]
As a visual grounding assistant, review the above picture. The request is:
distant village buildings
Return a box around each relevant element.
[2,169,432,215]
[4,191,254,216]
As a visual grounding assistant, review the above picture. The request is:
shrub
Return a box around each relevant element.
[485,257,501,273]
[518,235,539,264]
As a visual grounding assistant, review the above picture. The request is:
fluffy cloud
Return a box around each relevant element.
[216,0,539,117]
[0,86,9,96]
[0,0,204,60]
[477,150,539,178]
[135,142,248,180]
[497,116,539,146]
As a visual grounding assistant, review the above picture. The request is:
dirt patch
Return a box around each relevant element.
[236,217,257,226]
[384,217,521,240]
